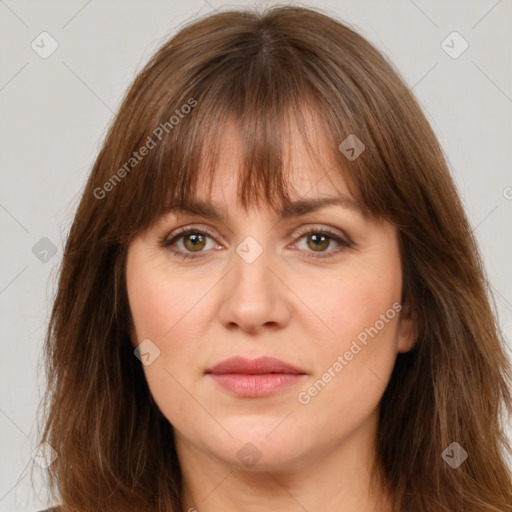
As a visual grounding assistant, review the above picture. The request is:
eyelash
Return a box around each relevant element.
[158,225,352,260]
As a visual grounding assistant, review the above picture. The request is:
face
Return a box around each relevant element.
[125,112,416,474]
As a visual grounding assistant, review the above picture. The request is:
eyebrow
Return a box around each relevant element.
[167,196,362,223]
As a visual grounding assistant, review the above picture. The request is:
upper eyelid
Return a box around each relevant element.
[164,223,351,248]
[166,223,347,238]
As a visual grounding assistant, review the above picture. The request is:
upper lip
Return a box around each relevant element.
[206,356,306,375]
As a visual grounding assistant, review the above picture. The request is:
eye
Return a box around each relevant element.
[158,225,352,260]
[290,226,352,259]
[158,227,222,260]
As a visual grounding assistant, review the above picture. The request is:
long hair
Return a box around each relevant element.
[35,5,512,511]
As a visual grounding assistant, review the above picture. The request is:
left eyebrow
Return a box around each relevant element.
[166,196,363,223]
[280,196,362,218]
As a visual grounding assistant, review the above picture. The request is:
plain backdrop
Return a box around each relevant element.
[1,0,511,510]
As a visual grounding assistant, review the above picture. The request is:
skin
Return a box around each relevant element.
[125,110,416,512]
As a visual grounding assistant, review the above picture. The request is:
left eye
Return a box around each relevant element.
[290,228,351,259]
[159,227,351,260]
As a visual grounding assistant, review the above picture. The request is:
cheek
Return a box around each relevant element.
[127,276,178,341]
[294,258,402,413]
[298,259,402,356]
[126,251,215,385]
[126,255,211,429]
[126,253,206,343]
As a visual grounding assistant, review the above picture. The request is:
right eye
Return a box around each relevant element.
[159,227,223,260]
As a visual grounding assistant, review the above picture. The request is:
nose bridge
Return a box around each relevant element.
[218,233,291,332]
[232,234,274,298]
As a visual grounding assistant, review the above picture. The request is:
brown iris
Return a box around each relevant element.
[307,234,330,252]
[183,233,206,252]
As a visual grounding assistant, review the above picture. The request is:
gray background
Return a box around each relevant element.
[1,0,511,510]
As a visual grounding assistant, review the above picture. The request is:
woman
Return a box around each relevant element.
[35,4,512,511]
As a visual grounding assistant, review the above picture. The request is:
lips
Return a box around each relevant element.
[205,356,307,398]
[205,356,306,375]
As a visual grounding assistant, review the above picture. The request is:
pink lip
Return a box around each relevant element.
[206,356,307,398]
[206,356,305,375]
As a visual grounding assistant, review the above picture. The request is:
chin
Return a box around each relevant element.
[202,428,309,472]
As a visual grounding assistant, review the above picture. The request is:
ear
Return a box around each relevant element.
[396,299,418,353]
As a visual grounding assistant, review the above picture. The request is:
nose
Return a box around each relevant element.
[217,241,292,334]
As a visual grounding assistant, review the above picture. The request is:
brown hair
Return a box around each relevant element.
[35,5,512,511]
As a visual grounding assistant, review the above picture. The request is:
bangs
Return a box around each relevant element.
[163,92,358,216]
[138,75,366,236]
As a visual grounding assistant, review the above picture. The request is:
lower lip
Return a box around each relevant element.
[208,373,307,398]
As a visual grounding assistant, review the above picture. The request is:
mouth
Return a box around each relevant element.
[205,356,307,398]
